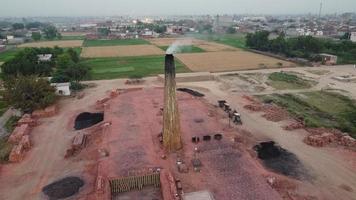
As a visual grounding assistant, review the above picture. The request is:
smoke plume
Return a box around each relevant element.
[166,38,192,54]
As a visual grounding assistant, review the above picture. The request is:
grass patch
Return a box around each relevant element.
[0,114,19,163]
[159,45,205,53]
[267,72,314,90]
[0,49,20,62]
[0,99,8,116]
[83,39,149,47]
[189,33,246,49]
[0,136,13,163]
[259,91,356,138]
[306,69,330,75]
[81,55,191,80]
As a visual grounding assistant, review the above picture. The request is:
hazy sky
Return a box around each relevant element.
[1,0,355,17]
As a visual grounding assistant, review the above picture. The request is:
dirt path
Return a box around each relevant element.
[179,80,356,200]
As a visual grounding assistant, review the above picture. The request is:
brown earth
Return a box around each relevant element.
[19,40,83,48]
[60,32,87,36]
[176,51,294,72]
[81,45,165,58]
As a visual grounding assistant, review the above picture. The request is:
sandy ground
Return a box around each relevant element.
[0,65,356,200]
[19,40,83,48]
[148,37,237,52]
[176,51,294,72]
[215,65,356,99]
[81,45,165,58]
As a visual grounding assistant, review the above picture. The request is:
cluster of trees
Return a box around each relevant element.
[9,22,61,41]
[43,25,61,40]
[51,48,90,84]
[246,31,356,64]
[3,76,57,112]
[1,47,61,77]
[1,47,90,112]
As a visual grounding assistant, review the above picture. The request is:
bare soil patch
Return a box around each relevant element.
[81,45,164,58]
[19,40,83,48]
[176,51,294,72]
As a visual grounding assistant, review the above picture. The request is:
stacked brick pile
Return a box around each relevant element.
[283,121,305,131]
[304,128,356,148]
[17,114,37,127]
[8,124,32,162]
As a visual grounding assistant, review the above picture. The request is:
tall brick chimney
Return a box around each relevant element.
[163,54,182,152]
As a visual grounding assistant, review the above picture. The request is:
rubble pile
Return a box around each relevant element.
[65,132,87,158]
[32,105,58,118]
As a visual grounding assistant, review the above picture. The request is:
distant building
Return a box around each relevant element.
[320,53,338,65]
[0,45,6,52]
[213,15,234,33]
[37,54,53,62]
[7,37,24,45]
[351,32,356,42]
[167,26,184,34]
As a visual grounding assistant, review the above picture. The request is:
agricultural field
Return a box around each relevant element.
[259,91,356,138]
[19,40,83,48]
[159,45,205,53]
[190,33,247,49]
[83,39,149,47]
[149,37,237,52]
[81,55,190,80]
[81,45,164,58]
[176,51,293,72]
[267,72,316,90]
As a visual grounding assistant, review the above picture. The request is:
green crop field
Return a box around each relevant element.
[267,72,315,90]
[259,91,356,137]
[83,39,150,47]
[190,33,246,49]
[81,55,190,80]
[159,45,205,53]
[0,49,20,62]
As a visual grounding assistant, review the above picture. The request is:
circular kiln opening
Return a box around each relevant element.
[254,141,309,179]
[42,176,84,199]
[177,88,205,97]
[74,112,104,130]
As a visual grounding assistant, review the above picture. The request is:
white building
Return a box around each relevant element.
[50,82,71,96]
[37,54,53,62]
[351,32,356,42]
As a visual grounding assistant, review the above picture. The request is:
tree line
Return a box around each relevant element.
[246,31,356,64]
